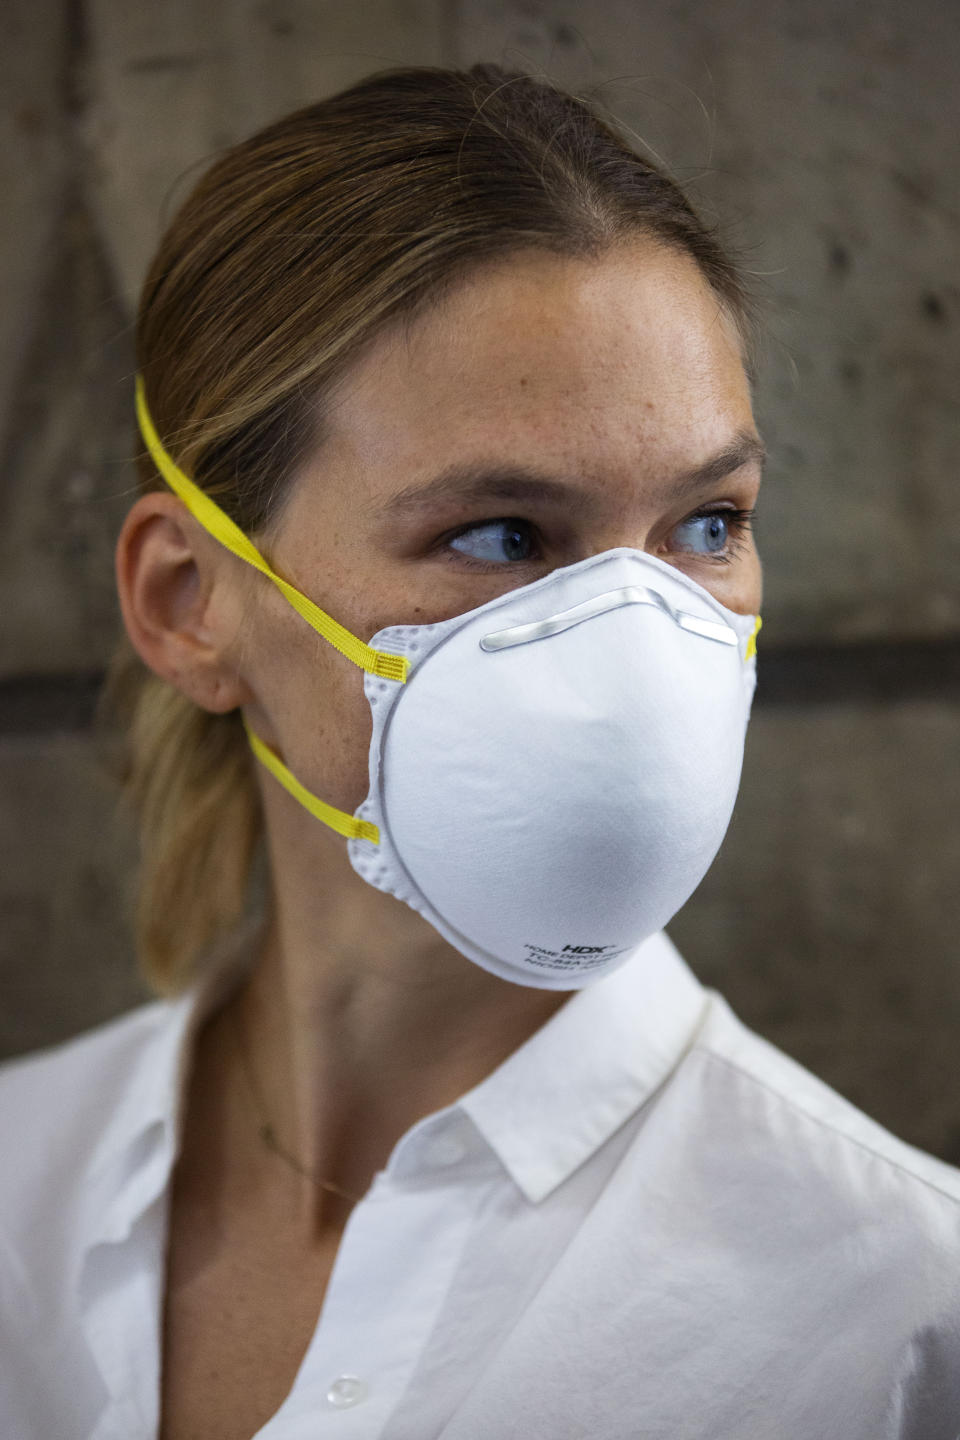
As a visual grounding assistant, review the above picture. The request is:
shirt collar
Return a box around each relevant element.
[79,926,706,1252]
[78,920,261,1257]
[457,931,707,1203]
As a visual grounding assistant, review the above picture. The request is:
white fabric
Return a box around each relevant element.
[2,930,960,1439]
[350,549,758,987]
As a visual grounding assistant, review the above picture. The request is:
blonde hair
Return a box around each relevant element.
[105,61,758,996]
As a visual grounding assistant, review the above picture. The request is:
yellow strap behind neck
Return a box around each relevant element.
[134,375,408,684]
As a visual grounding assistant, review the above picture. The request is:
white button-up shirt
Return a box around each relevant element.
[2,930,960,1439]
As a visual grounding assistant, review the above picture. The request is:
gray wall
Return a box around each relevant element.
[1,0,958,1161]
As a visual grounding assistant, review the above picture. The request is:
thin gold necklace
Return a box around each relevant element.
[226,1001,363,1205]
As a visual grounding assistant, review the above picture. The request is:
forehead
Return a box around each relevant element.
[319,241,754,498]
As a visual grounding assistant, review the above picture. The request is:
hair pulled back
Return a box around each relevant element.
[107,61,757,995]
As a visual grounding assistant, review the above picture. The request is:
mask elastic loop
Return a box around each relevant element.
[745,616,762,661]
[134,375,409,684]
[241,716,379,843]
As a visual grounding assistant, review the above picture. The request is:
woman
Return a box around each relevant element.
[1,61,958,1440]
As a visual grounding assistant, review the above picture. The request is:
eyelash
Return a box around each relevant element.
[441,506,756,569]
[677,506,756,565]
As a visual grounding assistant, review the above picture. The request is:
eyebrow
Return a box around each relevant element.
[378,430,767,521]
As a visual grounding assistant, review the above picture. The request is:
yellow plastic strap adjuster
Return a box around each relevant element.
[745,615,762,662]
[134,375,409,684]
[243,716,380,844]
[371,651,409,683]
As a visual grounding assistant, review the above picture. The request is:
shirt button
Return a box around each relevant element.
[425,1133,467,1167]
[326,1375,368,1409]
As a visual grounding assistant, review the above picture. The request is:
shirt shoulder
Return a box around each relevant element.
[696,989,960,1210]
[0,1000,175,1243]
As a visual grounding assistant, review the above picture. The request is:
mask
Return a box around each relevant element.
[136,377,760,989]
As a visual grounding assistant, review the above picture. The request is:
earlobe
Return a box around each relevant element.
[115,492,252,714]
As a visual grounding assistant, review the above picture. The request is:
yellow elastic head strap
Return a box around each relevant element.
[134,374,408,685]
[746,615,762,662]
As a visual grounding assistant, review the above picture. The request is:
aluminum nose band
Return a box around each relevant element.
[479,584,739,653]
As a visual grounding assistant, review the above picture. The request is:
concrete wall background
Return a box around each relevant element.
[1,0,958,1160]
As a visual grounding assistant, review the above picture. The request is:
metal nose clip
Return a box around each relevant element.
[479,584,739,652]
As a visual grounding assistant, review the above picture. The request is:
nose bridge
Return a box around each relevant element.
[580,491,657,559]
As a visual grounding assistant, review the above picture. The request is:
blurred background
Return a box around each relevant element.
[1,0,958,1160]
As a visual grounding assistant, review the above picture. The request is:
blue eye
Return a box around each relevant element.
[448,519,537,564]
[673,511,733,556]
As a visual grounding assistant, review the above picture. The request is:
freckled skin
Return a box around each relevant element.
[119,236,762,923]
[233,241,762,820]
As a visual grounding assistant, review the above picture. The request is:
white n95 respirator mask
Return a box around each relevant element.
[136,377,760,990]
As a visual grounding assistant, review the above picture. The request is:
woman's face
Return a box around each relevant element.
[240,240,764,822]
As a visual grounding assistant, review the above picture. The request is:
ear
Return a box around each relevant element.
[115,491,255,713]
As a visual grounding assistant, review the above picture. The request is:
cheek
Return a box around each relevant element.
[733,547,763,617]
[746,548,763,614]
[245,610,376,814]
[697,544,762,618]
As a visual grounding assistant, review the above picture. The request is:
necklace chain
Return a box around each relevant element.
[226,1001,364,1205]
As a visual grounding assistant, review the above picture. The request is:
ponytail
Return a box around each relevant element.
[100,637,261,995]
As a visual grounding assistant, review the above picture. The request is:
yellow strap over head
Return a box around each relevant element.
[745,615,762,662]
[134,375,408,685]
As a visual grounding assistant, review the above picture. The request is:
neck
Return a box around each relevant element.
[196,796,571,1235]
